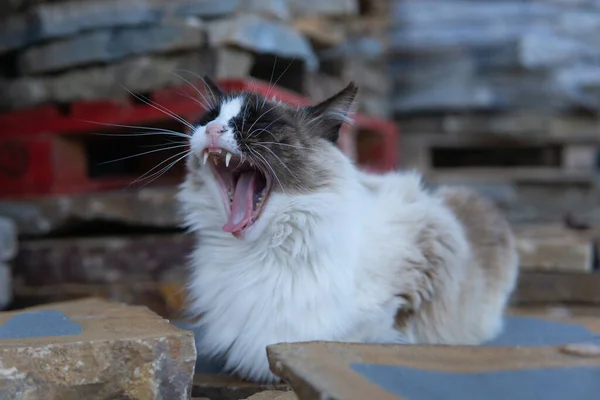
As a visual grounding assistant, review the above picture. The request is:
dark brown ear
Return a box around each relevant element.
[305,82,358,142]
[203,75,225,99]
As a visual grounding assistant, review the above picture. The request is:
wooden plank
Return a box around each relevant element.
[512,272,600,304]
[514,224,596,273]
[192,374,290,400]
[401,133,598,184]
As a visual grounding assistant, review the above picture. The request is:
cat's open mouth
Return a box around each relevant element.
[203,149,272,238]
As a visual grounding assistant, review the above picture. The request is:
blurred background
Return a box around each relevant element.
[0,0,599,326]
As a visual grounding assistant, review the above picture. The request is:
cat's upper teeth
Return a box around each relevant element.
[203,151,209,165]
[225,152,232,168]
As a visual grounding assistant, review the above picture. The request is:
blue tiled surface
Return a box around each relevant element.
[351,364,600,400]
[0,310,82,339]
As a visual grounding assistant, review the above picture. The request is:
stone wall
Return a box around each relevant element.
[0,0,391,116]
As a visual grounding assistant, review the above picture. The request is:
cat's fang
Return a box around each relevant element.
[225,152,232,168]
[203,151,209,165]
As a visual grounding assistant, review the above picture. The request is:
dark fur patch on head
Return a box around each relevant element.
[193,80,358,194]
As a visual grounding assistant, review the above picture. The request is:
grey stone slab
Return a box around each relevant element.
[0,264,11,310]
[0,0,236,54]
[0,310,82,339]
[206,15,318,70]
[0,186,181,236]
[351,364,600,400]
[18,22,205,75]
[0,51,215,109]
[0,218,17,262]
[288,0,358,17]
[235,0,290,20]
[172,0,239,19]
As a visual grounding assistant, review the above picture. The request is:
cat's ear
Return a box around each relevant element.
[203,76,225,99]
[304,82,358,142]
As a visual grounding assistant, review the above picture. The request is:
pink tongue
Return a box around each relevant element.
[222,171,256,233]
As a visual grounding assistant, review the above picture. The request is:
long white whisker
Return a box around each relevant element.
[248,115,286,139]
[98,144,190,165]
[264,58,295,107]
[263,55,278,108]
[139,140,187,148]
[130,149,190,185]
[246,146,286,195]
[121,85,195,130]
[173,69,218,107]
[253,144,297,178]
[170,71,214,109]
[137,151,191,188]
[252,141,308,150]
[91,131,189,139]
[247,106,281,138]
[80,121,189,138]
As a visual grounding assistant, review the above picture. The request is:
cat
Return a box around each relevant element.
[178,77,519,382]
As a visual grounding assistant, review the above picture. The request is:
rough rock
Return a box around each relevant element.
[0,218,17,262]
[0,264,11,310]
[215,47,255,79]
[172,0,239,19]
[389,0,600,113]
[14,234,192,286]
[0,298,196,399]
[0,186,180,236]
[0,51,215,109]
[292,16,346,47]
[206,15,318,70]
[0,0,236,54]
[236,0,290,20]
[288,0,358,18]
[18,21,206,75]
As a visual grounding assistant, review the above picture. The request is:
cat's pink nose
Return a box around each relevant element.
[206,122,226,137]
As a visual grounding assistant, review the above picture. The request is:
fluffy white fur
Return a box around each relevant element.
[179,99,518,382]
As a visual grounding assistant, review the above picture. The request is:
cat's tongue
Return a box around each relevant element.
[222,171,257,234]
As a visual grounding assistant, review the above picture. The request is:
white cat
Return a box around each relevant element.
[178,78,519,382]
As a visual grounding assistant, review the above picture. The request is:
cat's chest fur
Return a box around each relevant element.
[186,198,404,382]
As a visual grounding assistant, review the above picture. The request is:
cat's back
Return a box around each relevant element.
[435,186,519,298]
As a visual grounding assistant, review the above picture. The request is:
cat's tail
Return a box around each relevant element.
[436,186,519,336]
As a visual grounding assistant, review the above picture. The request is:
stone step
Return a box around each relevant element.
[267,307,600,399]
[0,298,196,399]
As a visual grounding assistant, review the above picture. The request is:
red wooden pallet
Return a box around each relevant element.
[0,79,399,199]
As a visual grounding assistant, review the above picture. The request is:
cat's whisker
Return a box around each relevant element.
[134,150,190,188]
[253,144,299,179]
[81,121,189,138]
[252,141,308,150]
[91,131,189,139]
[247,112,283,139]
[245,145,286,195]
[130,149,190,185]
[263,58,295,107]
[262,55,278,108]
[139,140,187,148]
[170,71,214,109]
[98,144,190,165]
[120,85,195,130]
[174,69,219,106]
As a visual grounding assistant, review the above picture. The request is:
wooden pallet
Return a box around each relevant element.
[514,223,599,274]
[0,79,399,199]
[402,133,599,185]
